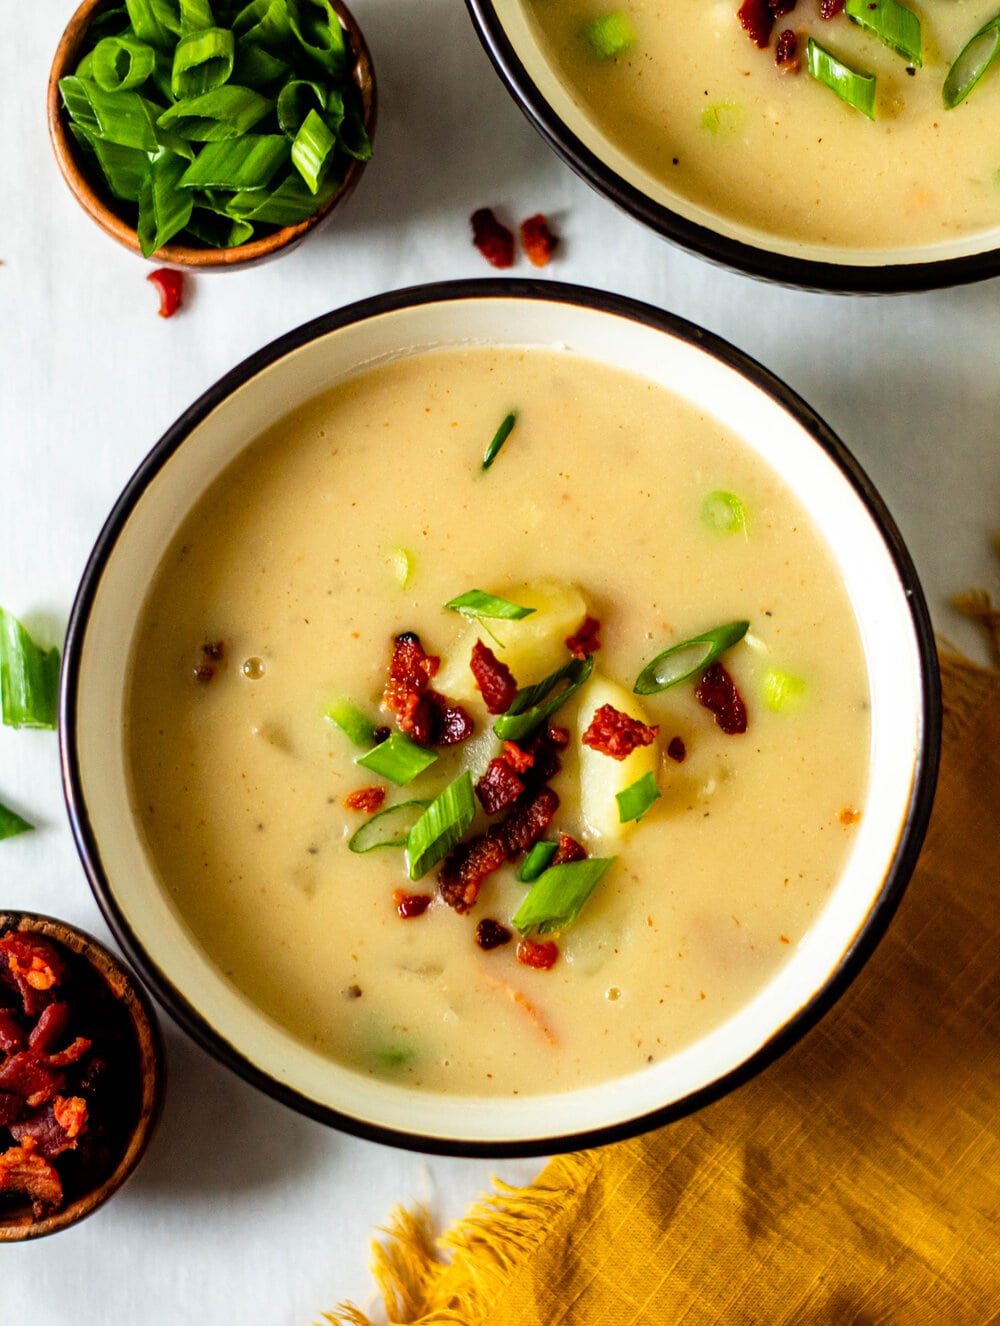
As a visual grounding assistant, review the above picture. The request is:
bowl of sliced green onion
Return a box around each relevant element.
[48,0,376,268]
[466,0,1000,292]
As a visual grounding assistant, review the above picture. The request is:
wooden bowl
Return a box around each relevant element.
[47,0,377,270]
[0,911,164,1240]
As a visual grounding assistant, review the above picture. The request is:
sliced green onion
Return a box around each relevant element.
[444,590,535,622]
[89,134,152,201]
[276,77,326,134]
[633,621,749,696]
[288,0,348,77]
[336,100,372,161]
[157,86,273,140]
[406,772,476,880]
[517,840,559,883]
[581,12,635,60]
[137,149,193,256]
[482,412,516,470]
[171,27,236,98]
[806,38,877,121]
[700,102,746,137]
[701,490,748,535]
[232,0,293,51]
[390,547,414,589]
[0,610,60,731]
[845,0,921,66]
[762,669,807,712]
[373,1044,415,1071]
[616,771,661,825]
[232,40,290,87]
[59,77,102,134]
[184,207,254,246]
[225,165,341,223]
[494,654,594,742]
[324,698,377,747]
[356,731,437,786]
[178,133,290,188]
[0,802,34,842]
[512,857,616,936]
[62,78,160,150]
[92,35,157,91]
[125,0,177,48]
[348,800,428,853]
[943,12,1000,109]
[291,106,335,191]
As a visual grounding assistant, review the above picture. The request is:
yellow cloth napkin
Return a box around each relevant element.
[326,653,999,1326]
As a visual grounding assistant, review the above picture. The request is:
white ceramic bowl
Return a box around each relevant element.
[465,1,1000,293]
[60,281,939,1155]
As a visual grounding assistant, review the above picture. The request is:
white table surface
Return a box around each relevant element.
[1,2,997,1321]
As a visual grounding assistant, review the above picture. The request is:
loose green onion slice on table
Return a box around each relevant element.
[0,609,60,731]
[356,731,437,786]
[633,621,749,696]
[581,13,635,60]
[444,590,535,622]
[406,772,476,880]
[324,698,378,748]
[348,800,428,854]
[701,490,748,536]
[807,39,877,120]
[845,0,921,66]
[0,802,34,842]
[943,12,1000,108]
[494,654,594,742]
[482,412,517,470]
[512,857,616,936]
[616,771,661,824]
[517,840,559,883]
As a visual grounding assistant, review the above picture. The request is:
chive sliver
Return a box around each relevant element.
[406,772,476,880]
[517,839,558,883]
[482,412,516,470]
[806,39,877,120]
[512,857,616,935]
[616,771,661,824]
[845,0,921,66]
[348,800,428,853]
[633,621,749,696]
[494,654,594,741]
[356,731,437,786]
[0,610,60,731]
[324,698,377,747]
[444,590,535,622]
[943,14,1000,108]
[0,803,34,842]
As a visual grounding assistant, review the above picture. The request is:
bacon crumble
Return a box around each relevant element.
[343,786,386,814]
[393,891,432,919]
[439,786,559,913]
[520,213,558,267]
[475,919,513,951]
[516,938,559,971]
[695,663,748,734]
[775,28,799,66]
[667,736,687,763]
[475,757,526,816]
[566,615,602,660]
[551,833,587,866]
[582,704,659,760]
[471,208,515,269]
[469,639,519,714]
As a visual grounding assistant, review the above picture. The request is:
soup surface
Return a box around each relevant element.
[128,347,870,1096]
[517,0,1000,251]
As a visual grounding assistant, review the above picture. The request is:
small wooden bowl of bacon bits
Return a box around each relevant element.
[0,912,163,1240]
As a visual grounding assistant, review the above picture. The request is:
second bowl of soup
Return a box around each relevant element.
[61,281,938,1154]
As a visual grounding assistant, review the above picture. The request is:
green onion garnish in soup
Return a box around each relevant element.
[324,698,378,748]
[444,590,535,622]
[701,490,748,536]
[356,731,438,786]
[806,39,877,121]
[616,771,661,825]
[0,609,60,731]
[512,858,616,936]
[517,840,559,884]
[581,12,636,61]
[845,0,922,67]
[0,803,33,842]
[762,668,807,713]
[348,800,428,854]
[943,12,1000,108]
[633,621,749,696]
[57,0,372,256]
[482,412,517,470]
[494,654,594,741]
[406,772,476,880]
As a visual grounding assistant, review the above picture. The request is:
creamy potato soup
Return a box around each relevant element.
[127,348,870,1096]
[518,0,1000,250]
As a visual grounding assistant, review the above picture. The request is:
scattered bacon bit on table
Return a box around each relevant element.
[469,639,518,714]
[471,207,515,269]
[695,663,748,735]
[551,833,587,866]
[667,736,687,763]
[343,786,386,814]
[475,919,512,951]
[392,891,432,920]
[566,615,601,660]
[147,268,184,318]
[582,704,659,760]
[520,213,558,267]
[516,938,559,971]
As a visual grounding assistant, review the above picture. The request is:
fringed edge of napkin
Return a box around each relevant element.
[320,1152,600,1326]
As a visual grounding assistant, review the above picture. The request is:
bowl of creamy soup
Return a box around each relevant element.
[466,0,1000,290]
[60,281,939,1154]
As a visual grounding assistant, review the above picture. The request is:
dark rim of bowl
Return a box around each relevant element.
[60,278,941,1157]
[463,0,1000,295]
